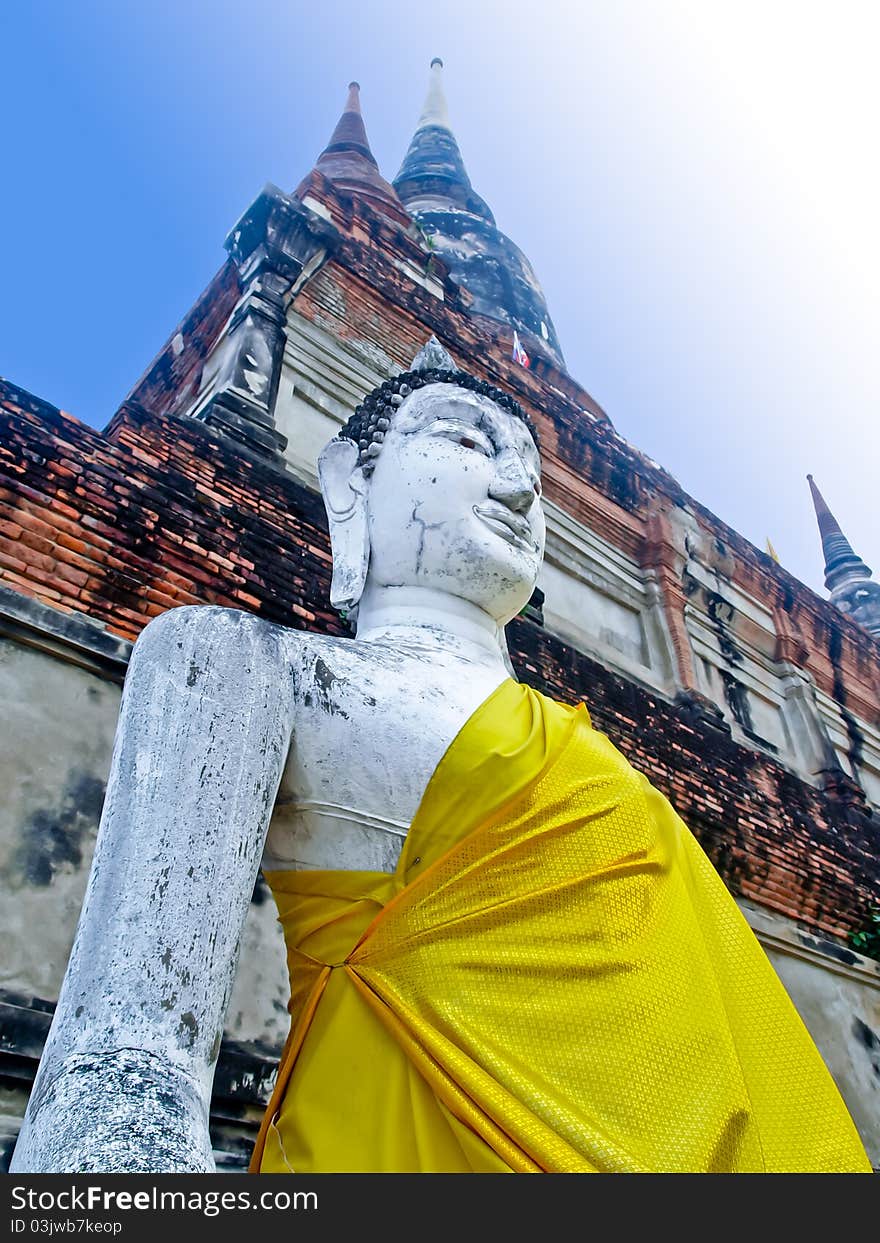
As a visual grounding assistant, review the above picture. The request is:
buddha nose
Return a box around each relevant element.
[489,449,536,514]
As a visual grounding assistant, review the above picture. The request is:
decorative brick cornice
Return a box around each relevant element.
[225,184,338,286]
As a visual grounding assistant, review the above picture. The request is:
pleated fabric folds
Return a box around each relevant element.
[252,679,870,1173]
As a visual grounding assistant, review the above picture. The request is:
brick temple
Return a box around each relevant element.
[1,62,878,1168]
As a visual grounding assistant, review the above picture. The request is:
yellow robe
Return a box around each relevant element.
[252,679,870,1173]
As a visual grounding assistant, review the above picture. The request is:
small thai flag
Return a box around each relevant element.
[512,330,530,369]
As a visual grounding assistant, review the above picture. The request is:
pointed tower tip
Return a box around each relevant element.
[318,80,375,163]
[394,56,493,223]
[295,78,409,224]
[807,474,873,595]
[346,82,361,108]
[417,56,451,131]
[807,474,834,524]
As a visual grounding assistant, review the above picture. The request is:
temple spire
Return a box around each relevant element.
[417,57,451,130]
[295,82,408,223]
[393,60,565,369]
[808,474,869,590]
[321,81,377,164]
[807,475,880,638]
[393,58,494,223]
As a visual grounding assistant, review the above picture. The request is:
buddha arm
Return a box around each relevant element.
[10,606,294,1172]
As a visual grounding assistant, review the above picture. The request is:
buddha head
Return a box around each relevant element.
[318,339,545,630]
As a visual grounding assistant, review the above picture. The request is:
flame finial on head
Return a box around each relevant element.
[411,335,457,373]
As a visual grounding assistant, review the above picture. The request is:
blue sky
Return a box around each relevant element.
[1,1,877,599]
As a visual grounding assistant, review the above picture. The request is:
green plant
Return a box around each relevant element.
[414,221,436,252]
[848,907,880,959]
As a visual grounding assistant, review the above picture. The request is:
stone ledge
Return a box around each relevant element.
[0,583,132,682]
[741,900,880,990]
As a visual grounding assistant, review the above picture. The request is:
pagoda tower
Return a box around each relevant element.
[295,81,410,227]
[808,474,880,638]
[393,59,564,369]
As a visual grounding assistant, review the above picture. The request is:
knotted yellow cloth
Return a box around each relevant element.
[252,679,870,1173]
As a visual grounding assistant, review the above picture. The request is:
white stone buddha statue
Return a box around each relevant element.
[11,340,546,1172]
[14,341,869,1175]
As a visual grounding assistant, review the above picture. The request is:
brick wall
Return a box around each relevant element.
[0,381,340,642]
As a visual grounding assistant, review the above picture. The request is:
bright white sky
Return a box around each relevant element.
[2,0,877,598]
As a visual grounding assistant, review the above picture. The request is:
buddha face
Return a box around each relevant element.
[363,383,545,625]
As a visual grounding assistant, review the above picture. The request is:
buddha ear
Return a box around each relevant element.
[317,438,370,616]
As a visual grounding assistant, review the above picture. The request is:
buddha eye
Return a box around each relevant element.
[429,424,493,454]
[457,434,491,455]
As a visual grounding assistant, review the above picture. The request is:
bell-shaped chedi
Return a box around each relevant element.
[394,59,565,370]
[295,82,410,227]
[808,474,880,639]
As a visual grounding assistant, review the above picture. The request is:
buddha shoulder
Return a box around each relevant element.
[131,606,465,722]
[130,604,290,685]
